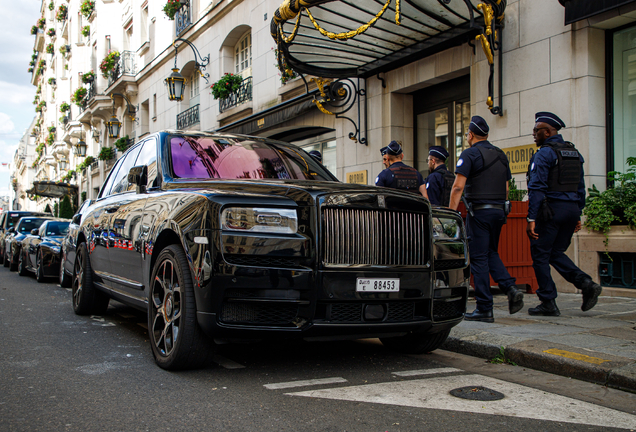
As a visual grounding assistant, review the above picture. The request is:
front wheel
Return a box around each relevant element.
[9,249,19,271]
[72,242,109,315]
[380,329,451,354]
[148,245,213,370]
[36,250,46,282]
[18,251,29,276]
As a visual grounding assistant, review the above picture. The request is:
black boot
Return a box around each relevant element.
[580,278,602,312]
[528,299,560,316]
[465,309,494,323]
[501,284,524,315]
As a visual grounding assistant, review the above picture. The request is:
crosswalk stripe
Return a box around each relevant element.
[264,377,347,390]
[392,367,462,377]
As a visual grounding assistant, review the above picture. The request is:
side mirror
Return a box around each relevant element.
[8,227,15,233]
[128,165,148,193]
[30,229,39,235]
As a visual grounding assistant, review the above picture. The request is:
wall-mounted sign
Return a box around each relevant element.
[346,170,367,184]
[504,143,537,174]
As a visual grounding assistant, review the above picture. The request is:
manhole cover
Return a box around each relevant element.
[449,386,505,401]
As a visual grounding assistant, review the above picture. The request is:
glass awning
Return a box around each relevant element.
[270,0,506,79]
[27,181,78,199]
[558,0,636,25]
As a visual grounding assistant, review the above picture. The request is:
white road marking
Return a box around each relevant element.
[288,374,636,429]
[265,377,348,390]
[392,368,462,377]
[90,316,115,327]
[211,355,245,369]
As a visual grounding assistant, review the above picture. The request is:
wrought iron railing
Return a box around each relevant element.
[176,2,192,37]
[176,104,200,129]
[219,77,253,113]
[79,81,96,112]
[108,51,136,87]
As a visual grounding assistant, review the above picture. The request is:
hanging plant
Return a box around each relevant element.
[47,28,56,37]
[273,48,298,85]
[114,135,130,152]
[48,77,56,86]
[31,26,38,35]
[59,45,70,55]
[99,51,120,78]
[210,73,243,100]
[84,156,96,165]
[36,101,47,113]
[46,133,55,146]
[56,5,67,22]
[98,147,115,161]
[48,126,56,133]
[59,102,70,112]
[37,17,46,29]
[33,96,40,105]
[163,0,182,20]
[28,67,34,74]
[46,43,54,54]
[48,1,54,11]
[82,70,96,83]
[71,87,88,106]
[81,25,90,38]
[79,0,95,18]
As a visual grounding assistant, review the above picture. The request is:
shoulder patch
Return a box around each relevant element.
[457,158,464,167]
[531,162,535,171]
[375,176,379,184]
[426,182,430,189]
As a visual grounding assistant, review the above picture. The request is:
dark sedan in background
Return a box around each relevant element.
[5,217,52,271]
[19,219,70,282]
[0,211,48,265]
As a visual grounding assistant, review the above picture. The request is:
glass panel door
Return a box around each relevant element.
[416,108,449,178]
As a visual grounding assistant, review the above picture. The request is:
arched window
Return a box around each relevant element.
[235,32,251,76]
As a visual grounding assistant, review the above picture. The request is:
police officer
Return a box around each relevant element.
[375,141,427,196]
[449,116,524,322]
[526,112,602,316]
[425,146,455,206]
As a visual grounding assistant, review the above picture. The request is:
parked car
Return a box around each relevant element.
[65,131,469,370]
[59,200,92,288]
[0,211,48,265]
[18,219,70,282]
[5,216,52,271]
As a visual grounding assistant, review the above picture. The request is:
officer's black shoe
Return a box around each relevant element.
[506,285,524,315]
[464,309,494,323]
[580,278,602,312]
[528,299,560,316]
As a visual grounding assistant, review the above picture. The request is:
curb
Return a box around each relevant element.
[441,335,636,393]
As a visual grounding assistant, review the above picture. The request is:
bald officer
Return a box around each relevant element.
[526,112,602,316]
[425,146,455,206]
[375,141,427,196]
[449,116,523,322]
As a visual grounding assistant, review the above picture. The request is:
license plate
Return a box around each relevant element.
[356,278,400,292]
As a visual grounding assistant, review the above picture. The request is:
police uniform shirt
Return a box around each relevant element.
[375,162,425,188]
[425,163,448,206]
[527,134,586,220]
[455,141,512,204]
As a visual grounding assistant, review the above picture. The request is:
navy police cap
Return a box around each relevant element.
[428,146,449,161]
[535,111,566,130]
[380,140,403,156]
[468,116,489,136]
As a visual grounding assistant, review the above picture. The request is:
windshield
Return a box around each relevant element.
[44,222,70,236]
[17,218,46,233]
[170,136,336,181]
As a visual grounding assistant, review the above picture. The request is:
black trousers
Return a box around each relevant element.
[530,200,589,301]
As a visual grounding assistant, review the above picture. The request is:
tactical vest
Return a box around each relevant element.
[464,146,508,201]
[389,165,421,193]
[546,142,581,192]
[436,167,456,207]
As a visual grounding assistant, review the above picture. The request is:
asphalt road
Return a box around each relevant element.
[2,268,636,432]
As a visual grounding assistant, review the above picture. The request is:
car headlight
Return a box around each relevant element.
[432,217,462,240]
[221,207,298,234]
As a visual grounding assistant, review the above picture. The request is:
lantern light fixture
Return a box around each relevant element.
[165,38,209,102]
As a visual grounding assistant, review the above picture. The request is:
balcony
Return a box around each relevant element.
[177,104,200,130]
[79,81,96,113]
[176,1,192,37]
[219,77,252,114]
[108,51,136,88]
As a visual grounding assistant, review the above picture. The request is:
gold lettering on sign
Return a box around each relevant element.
[257,118,265,128]
[346,170,368,184]
[504,144,537,174]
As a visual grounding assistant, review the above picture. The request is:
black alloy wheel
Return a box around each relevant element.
[36,250,45,283]
[17,251,29,276]
[380,329,451,354]
[72,242,109,315]
[59,250,71,288]
[148,245,213,370]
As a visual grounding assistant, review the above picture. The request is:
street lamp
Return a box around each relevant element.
[106,115,121,139]
[58,158,68,171]
[165,38,209,102]
[74,139,87,157]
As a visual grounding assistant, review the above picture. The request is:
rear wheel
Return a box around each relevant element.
[72,242,109,315]
[17,251,29,276]
[36,251,45,282]
[148,245,213,370]
[380,329,451,354]
[59,251,71,288]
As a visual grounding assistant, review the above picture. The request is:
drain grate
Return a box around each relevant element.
[449,386,505,401]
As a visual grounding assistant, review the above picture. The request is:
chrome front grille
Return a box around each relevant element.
[322,208,428,266]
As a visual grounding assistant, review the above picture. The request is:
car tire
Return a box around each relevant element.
[36,250,45,283]
[59,251,72,288]
[9,249,19,271]
[3,249,9,268]
[148,245,214,370]
[18,251,29,276]
[380,329,451,354]
[72,242,109,315]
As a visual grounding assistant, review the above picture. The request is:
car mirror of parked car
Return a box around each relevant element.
[8,227,15,233]
[30,229,39,235]
[128,165,148,193]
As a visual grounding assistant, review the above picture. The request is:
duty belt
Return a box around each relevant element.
[472,204,505,211]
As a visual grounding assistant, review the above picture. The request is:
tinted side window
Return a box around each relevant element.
[131,139,158,190]
[111,145,143,195]
[0,214,5,229]
[100,158,126,198]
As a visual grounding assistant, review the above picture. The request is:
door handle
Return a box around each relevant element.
[106,206,120,213]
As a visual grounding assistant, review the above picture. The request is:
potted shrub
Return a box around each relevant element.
[48,126,56,133]
[37,17,46,29]
[163,0,182,20]
[59,115,67,125]
[46,43,54,54]
[28,67,34,74]
[99,51,120,78]
[81,25,90,38]
[59,102,70,113]
[47,28,56,37]
[114,135,130,152]
[210,73,243,100]
[84,155,96,165]
[71,87,88,106]
[31,26,38,35]
[56,5,67,22]
[48,1,54,11]
[48,77,56,86]
[36,101,46,113]
[98,146,115,161]
[80,0,95,18]
[59,45,70,55]
[46,133,55,146]
[82,70,96,83]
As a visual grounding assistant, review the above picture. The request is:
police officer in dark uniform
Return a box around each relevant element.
[449,116,524,322]
[425,146,455,206]
[526,112,602,316]
[375,141,427,196]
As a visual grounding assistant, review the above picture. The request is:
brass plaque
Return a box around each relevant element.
[504,143,537,174]
[346,170,367,184]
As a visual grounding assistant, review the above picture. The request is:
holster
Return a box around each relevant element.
[538,198,554,222]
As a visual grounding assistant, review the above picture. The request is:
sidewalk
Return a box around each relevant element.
[442,290,636,392]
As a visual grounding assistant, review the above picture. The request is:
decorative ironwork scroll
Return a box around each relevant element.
[474,1,506,116]
[173,38,210,85]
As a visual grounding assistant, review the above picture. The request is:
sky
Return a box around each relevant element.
[0,0,42,202]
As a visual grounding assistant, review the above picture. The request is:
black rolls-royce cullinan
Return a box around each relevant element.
[63,131,469,370]
[19,219,70,282]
